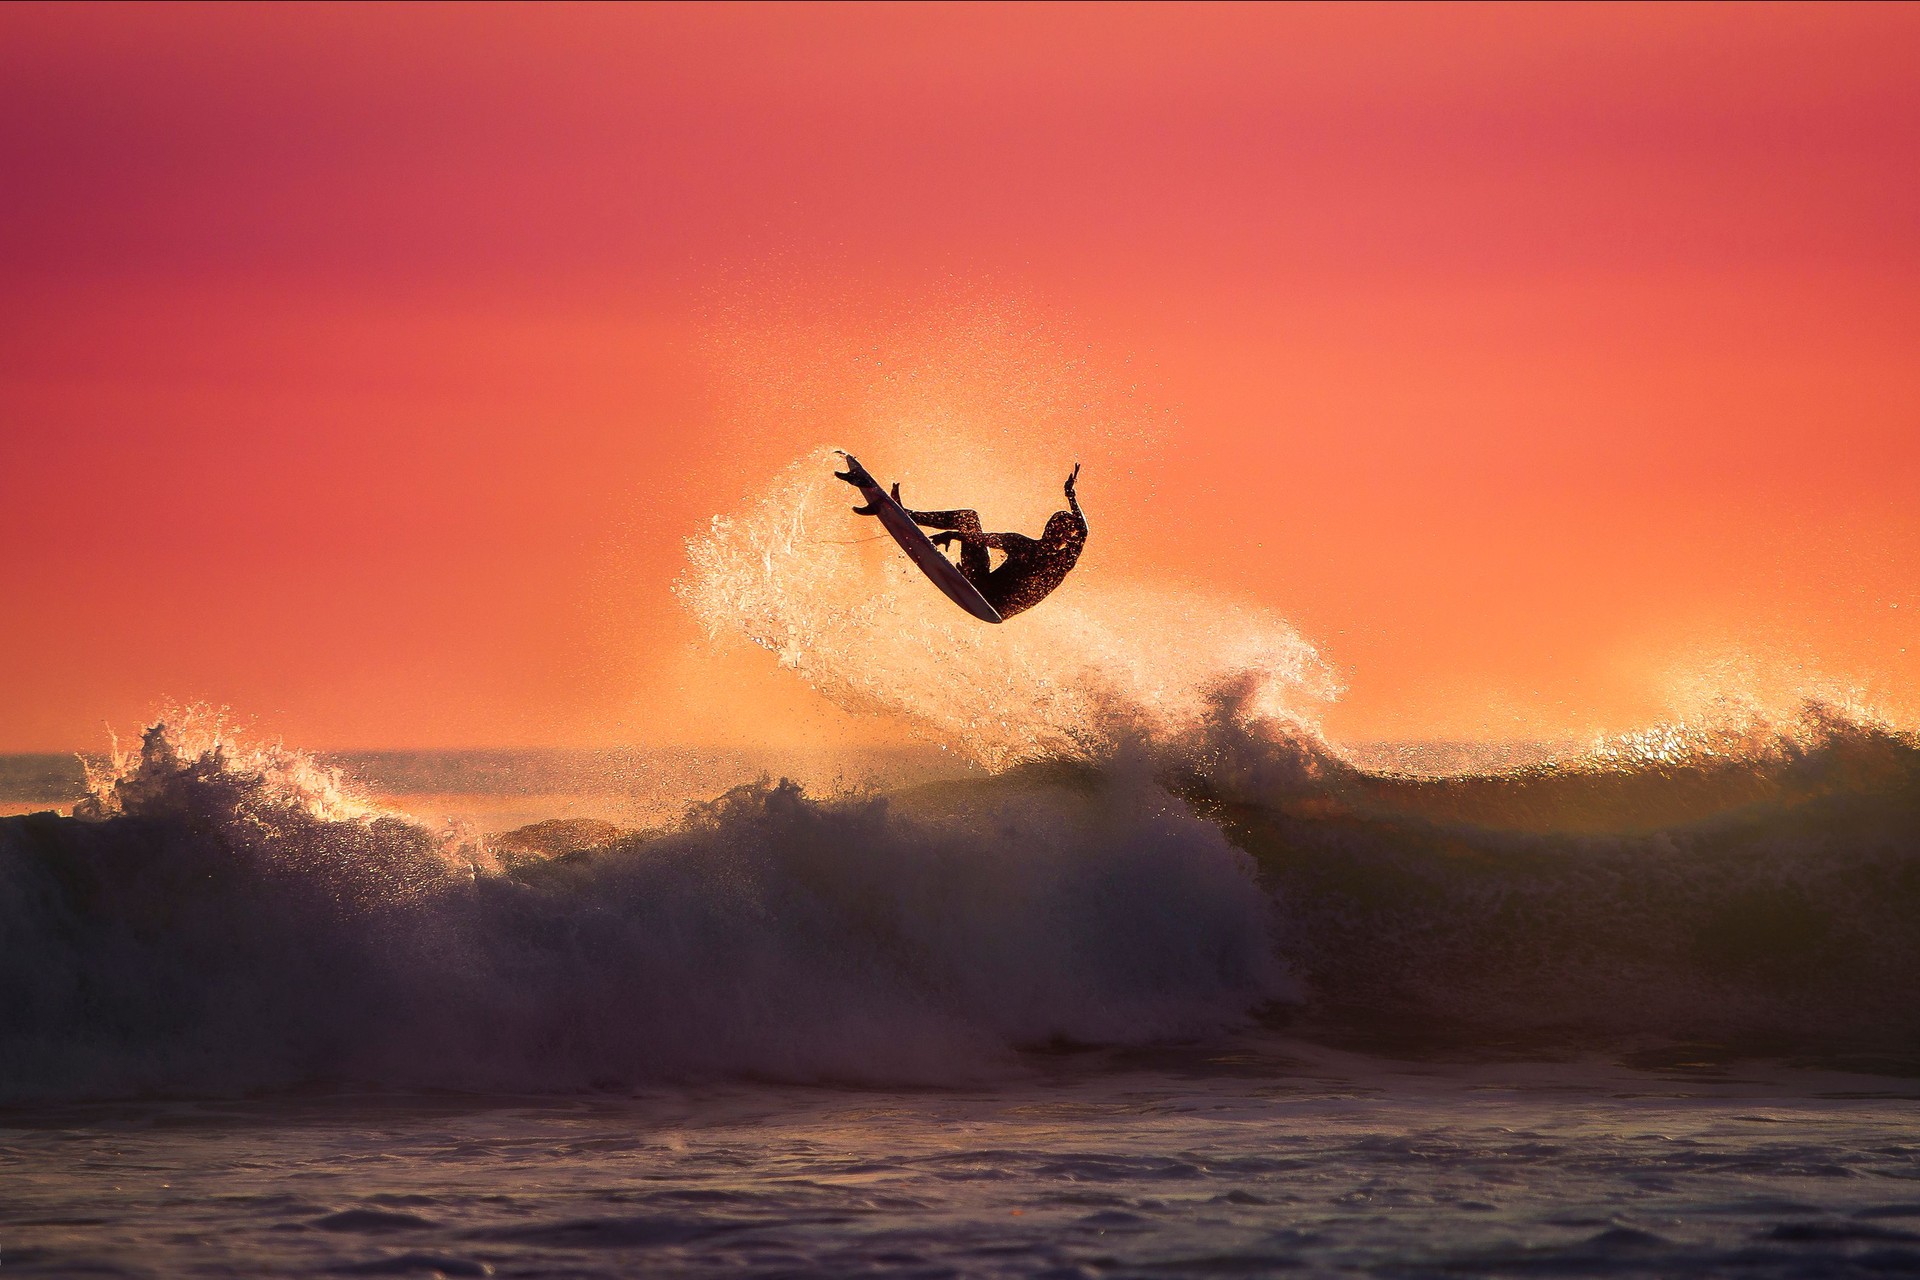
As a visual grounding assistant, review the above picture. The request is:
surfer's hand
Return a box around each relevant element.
[1065,462,1080,496]
[930,531,958,548]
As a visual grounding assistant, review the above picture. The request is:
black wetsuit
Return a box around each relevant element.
[907,495,1086,620]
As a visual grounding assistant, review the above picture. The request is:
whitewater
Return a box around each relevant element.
[5,450,1920,1277]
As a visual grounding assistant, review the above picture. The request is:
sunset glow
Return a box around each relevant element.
[4,2,1917,750]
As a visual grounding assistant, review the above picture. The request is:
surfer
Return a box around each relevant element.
[836,457,1087,620]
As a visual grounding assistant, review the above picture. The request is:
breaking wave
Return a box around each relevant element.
[0,715,1287,1102]
[6,697,1920,1102]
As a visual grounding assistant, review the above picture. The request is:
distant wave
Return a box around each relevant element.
[1246,700,1920,1058]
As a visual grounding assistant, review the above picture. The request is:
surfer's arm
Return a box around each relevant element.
[1064,464,1086,534]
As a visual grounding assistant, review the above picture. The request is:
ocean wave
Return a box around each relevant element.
[7,697,1920,1102]
[1230,701,1920,1055]
[0,715,1287,1101]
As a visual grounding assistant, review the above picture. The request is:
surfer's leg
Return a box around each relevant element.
[955,537,991,587]
[914,510,992,588]
[906,508,980,533]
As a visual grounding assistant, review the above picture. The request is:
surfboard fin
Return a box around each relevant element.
[850,502,878,515]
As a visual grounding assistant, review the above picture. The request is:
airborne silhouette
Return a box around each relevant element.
[835,458,1088,620]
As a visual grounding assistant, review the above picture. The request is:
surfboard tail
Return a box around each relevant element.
[833,452,878,490]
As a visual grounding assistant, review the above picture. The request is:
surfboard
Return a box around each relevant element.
[835,452,1004,624]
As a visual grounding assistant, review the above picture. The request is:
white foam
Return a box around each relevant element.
[676,448,1341,774]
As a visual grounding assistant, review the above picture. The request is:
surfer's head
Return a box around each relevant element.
[1043,510,1085,547]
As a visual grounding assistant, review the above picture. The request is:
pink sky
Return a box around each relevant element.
[3,3,1917,749]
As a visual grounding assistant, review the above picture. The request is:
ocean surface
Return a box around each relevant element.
[8,1049,1920,1279]
[4,712,1920,1278]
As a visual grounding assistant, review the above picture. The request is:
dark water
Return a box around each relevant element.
[5,707,1920,1275]
[7,1048,1920,1277]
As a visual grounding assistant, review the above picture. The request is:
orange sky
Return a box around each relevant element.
[2,2,1917,751]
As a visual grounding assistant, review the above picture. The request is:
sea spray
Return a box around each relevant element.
[676,448,1343,773]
